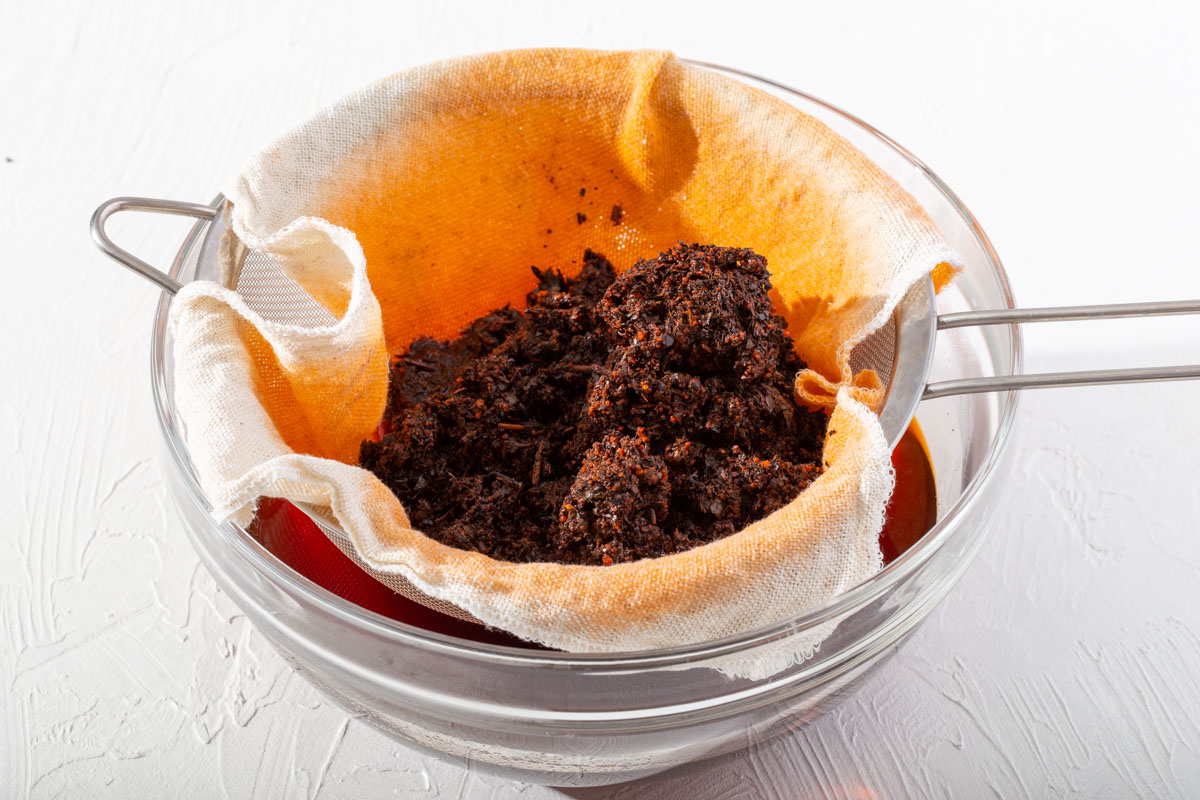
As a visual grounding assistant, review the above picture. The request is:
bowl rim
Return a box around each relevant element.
[151,58,1022,669]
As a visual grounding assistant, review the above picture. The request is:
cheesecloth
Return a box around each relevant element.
[169,49,960,666]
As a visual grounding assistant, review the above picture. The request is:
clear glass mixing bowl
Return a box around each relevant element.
[149,63,1020,787]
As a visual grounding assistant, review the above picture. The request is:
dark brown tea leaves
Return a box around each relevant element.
[359,243,827,565]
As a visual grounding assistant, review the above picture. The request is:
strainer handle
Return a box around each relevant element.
[90,197,218,294]
[924,299,1200,399]
[925,364,1200,399]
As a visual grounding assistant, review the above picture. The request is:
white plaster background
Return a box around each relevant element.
[3,0,1200,796]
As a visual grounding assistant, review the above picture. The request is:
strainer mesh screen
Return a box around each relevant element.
[848,317,896,389]
[235,252,338,326]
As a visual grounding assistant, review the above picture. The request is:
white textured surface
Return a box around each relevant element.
[4,0,1200,796]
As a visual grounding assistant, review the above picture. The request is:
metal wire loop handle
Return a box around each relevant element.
[91,197,218,295]
[925,301,1200,399]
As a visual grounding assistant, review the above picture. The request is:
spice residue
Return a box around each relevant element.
[359,243,828,565]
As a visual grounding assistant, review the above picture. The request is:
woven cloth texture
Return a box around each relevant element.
[168,49,959,664]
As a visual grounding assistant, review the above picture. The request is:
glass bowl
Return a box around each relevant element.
[149,62,1020,787]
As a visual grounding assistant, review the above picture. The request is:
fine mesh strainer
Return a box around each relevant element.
[92,194,1200,619]
[93,195,1200,447]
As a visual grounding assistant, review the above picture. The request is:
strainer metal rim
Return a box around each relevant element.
[876,275,937,448]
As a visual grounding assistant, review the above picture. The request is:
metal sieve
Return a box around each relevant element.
[93,195,1200,448]
[92,195,1200,620]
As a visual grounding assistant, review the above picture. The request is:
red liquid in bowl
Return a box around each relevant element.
[249,423,937,648]
[880,422,938,564]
